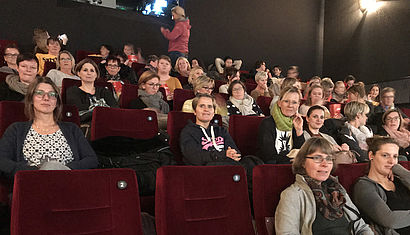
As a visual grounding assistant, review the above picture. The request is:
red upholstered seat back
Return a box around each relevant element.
[11,169,143,235]
[256,96,273,116]
[62,104,81,126]
[333,163,368,194]
[158,87,167,102]
[131,63,146,75]
[173,89,195,111]
[155,166,255,235]
[229,115,264,156]
[245,82,257,93]
[253,164,294,235]
[399,161,410,170]
[119,83,139,108]
[43,60,56,76]
[0,101,27,138]
[214,80,227,92]
[90,107,158,141]
[167,111,222,164]
[0,72,9,83]
[76,50,97,62]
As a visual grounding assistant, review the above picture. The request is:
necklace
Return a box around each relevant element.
[33,123,57,133]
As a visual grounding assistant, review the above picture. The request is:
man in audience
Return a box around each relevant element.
[369,87,409,132]
[286,66,300,79]
[35,37,61,76]
[0,44,20,74]
[250,60,272,80]
[101,56,137,84]
[344,75,356,89]
[0,53,39,101]
[214,56,242,74]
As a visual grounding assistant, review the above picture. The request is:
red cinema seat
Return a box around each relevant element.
[173,88,195,111]
[42,60,56,76]
[167,111,222,164]
[245,82,257,93]
[62,104,81,126]
[214,80,226,92]
[253,164,294,235]
[0,101,28,138]
[333,163,368,194]
[76,50,97,62]
[11,169,143,235]
[119,83,139,108]
[131,63,146,75]
[159,87,167,102]
[90,107,158,141]
[256,96,273,116]
[155,166,255,235]
[0,72,9,83]
[229,115,264,156]
[399,161,410,170]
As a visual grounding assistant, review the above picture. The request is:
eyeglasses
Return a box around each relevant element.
[107,64,120,68]
[305,155,334,163]
[146,83,161,88]
[386,116,400,122]
[60,58,72,61]
[281,100,299,106]
[202,86,214,91]
[382,96,394,99]
[4,53,19,57]
[34,90,58,99]
[232,87,244,92]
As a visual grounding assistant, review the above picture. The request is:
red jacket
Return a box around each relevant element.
[162,19,191,54]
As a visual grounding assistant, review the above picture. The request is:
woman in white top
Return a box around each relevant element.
[46,50,80,88]
[218,67,240,94]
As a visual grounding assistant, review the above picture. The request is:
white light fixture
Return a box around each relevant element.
[360,0,383,13]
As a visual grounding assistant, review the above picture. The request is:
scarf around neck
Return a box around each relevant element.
[138,89,169,113]
[271,102,293,131]
[304,175,346,220]
[6,74,29,95]
[346,122,373,150]
[229,93,256,116]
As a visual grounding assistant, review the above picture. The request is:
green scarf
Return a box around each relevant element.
[271,102,293,131]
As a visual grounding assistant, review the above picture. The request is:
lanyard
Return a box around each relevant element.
[200,126,223,152]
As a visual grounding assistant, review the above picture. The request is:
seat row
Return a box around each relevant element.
[9,162,410,235]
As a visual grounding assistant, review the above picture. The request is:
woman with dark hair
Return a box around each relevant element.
[257,86,305,164]
[218,67,240,94]
[190,57,206,70]
[353,136,410,235]
[275,137,373,235]
[299,85,330,118]
[66,58,118,124]
[0,44,20,74]
[378,109,410,159]
[367,84,380,106]
[0,77,97,178]
[226,80,263,116]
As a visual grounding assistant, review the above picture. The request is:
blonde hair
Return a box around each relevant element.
[171,6,186,18]
[344,101,370,122]
[174,57,191,74]
[255,71,268,83]
[188,67,204,84]
[56,50,75,73]
[193,75,214,95]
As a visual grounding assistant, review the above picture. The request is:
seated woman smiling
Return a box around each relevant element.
[275,137,373,235]
[0,77,98,178]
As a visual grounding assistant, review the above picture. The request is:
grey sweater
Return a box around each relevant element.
[353,164,410,235]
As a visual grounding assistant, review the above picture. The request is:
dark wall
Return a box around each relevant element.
[185,0,322,78]
[0,0,169,57]
[323,0,410,84]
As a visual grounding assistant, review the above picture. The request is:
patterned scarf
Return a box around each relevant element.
[229,93,256,116]
[6,74,29,95]
[304,175,346,220]
[271,102,293,131]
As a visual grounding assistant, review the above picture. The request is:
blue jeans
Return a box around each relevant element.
[169,51,187,67]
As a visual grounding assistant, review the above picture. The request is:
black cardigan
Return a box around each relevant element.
[0,121,98,178]
[257,116,305,164]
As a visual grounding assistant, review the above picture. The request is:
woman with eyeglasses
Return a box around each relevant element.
[226,80,263,117]
[46,50,80,88]
[66,58,118,124]
[338,101,373,162]
[257,86,304,164]
[129,71,169,129]
[0,77,97,178]
[275,137,373,235]
[0,44,20,74]
[353,136,410,235]
[377,109,410,160]
[182,75,227,116]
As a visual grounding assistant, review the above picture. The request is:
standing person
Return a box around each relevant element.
[353,136,410,235]
[0,44,20,74]
[160,6,191,66]
[275,137,373,235]
[0,77,98,178]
